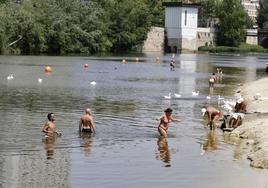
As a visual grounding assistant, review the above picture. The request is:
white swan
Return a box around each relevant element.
[38,78,43,83]
[218,95,224,100]
[223,100,236,107]
[90,81,97,86]
[7,74,14,80]
[206,96,211,100]
[221,104,233,112]
[192,91,199,96]
[164,93,171,99]
[174,93,181,98]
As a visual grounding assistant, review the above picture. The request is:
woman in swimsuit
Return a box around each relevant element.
[158,108,181,138]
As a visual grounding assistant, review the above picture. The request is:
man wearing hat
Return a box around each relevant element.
[201,106,221,130]
[229,98,247,128]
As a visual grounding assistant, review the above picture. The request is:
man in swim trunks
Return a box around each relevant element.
[208,73,216,88]
[79,108,96,134]
[202,106,221,130]
[158,108,181,138]
[42,113,61,137]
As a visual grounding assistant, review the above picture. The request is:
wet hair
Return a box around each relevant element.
[212,73,215,75]
[164,108,173,114]
[47,113,54,121]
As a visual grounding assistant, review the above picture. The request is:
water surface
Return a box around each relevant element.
[0,54,268,188]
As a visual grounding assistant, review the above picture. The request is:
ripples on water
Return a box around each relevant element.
[0,54,268,188]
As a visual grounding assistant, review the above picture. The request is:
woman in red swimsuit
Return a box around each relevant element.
[158,108,181,137]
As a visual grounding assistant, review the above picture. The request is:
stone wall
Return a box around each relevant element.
[196,27,216,48]
[142,27,164,52]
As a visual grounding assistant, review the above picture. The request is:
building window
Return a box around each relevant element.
[185,10,187,26]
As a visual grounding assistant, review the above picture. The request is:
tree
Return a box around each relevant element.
[216,0,247,46]
[198,0,219,27]
[257,0,268,29]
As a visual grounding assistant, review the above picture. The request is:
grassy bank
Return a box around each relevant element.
[198,43,268,53]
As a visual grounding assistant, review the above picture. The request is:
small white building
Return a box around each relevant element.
[163,2,200,52]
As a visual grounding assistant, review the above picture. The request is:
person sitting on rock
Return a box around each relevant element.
[229,98,247,128]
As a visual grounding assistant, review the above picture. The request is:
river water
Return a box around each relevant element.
[0,53,268,188]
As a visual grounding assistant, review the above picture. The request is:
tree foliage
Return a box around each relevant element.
[198,0,219,27]
[0,0,163,55]
[216,0,247,47]
[257,0,268,29]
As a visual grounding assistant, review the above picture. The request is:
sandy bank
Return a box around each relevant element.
[230,77,268,168]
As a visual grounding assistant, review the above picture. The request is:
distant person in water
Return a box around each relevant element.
[79,108,96,134]
[157,108,181,137]
[42,113,61,137]
[266,63,268,74]
[202,106,221,130]
[170,59,175,71]
[208,73,216,87]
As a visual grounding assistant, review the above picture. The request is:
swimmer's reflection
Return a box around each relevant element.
[201,131,218,153]
[43,136,55,160]
[79,132,93,156]
[156,136,171,167]
[209,87,214,96]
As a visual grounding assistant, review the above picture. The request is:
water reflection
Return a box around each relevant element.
[79,132,93,157]
[43,136,55,160]
[156,136,171,167]
[201,131,218,153]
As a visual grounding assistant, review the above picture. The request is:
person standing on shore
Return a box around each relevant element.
[157,108,181,138]
[42,113,61,137]
[79,108,96,134]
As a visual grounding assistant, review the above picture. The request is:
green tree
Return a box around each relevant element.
[198,0,219,27]
[216,0,247,46]
[257,0,268,29]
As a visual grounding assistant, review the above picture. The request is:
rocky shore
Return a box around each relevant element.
[230,77,268,168]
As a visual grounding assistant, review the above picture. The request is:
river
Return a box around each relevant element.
[0,53,268,188]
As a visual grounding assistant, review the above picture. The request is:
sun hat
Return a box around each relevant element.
[201,108,207,116]
[237,98,244,104]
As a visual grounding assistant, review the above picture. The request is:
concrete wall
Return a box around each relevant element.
[196,27,216,48]
[142,27,164,52]
[246,29,258,45]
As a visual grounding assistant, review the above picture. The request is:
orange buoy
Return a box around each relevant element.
[84,63,89,68]
[45,66,52,73]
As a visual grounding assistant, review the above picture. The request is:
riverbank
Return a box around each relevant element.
[231,77,268,168]
[198,43,268,53]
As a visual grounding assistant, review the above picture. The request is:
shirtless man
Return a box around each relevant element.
[202,106,221,130]
[79,108,96,134]
[229,98,247,128]
[42,113,61,137]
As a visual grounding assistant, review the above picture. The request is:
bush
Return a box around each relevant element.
[198,44,268,53]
